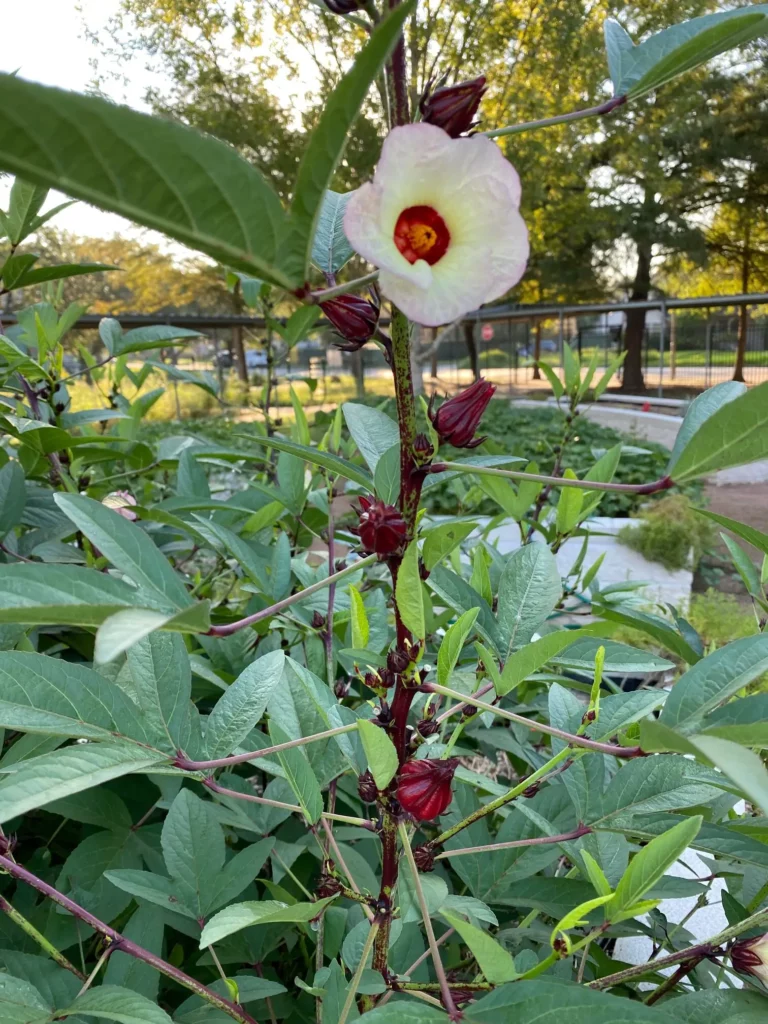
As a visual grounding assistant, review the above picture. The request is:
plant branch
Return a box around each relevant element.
[432,462,674,495]
[176,723,358,771]
[483,95,626,138]
[0,893,86,980]
[0,853,257,1024]
[399,823,459,1021]
[206,554,377,636]
[310,271,380,302]
[322,817,375,923]
[427,684,643,758]
[588,906,768,991]
[205,777,374,829]
[435,825,591,860]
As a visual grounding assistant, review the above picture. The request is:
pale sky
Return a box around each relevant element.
[2,0,185,245]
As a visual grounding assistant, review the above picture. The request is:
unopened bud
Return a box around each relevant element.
[334,679,350,699]
[420,76,487,137]
[731,933,768,984]
[417,718,439,738]
[321,292,379,348]
[316,874,344,899]
[429,378,496,449]
[356,496,407,557]
[358,770,378,803]
[413,844,436,872]
[387,648,410,674]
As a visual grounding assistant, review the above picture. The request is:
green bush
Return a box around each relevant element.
[618,495,715,570]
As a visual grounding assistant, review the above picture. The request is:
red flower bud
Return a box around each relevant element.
[413,844,436,871]
[323,0,362,12]
[731,933,768,984]
[420,76,487,138]
[356,496,407,556]
[397,757,459,821]
[358,770,378,803]
[429,378,496,449]
[321,293,379,348]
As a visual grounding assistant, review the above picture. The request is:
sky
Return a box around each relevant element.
[1,0,164,240]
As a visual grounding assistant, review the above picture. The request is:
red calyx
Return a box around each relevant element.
[323,0,362,13]
[320,292,379,348]
[420,76,487,138]
[397,757,459,821]
[429,378,496,449]
[355,496,407,556]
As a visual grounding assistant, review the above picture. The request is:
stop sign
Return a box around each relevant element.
[481,323,494,342]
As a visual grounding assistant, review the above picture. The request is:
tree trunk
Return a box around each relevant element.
[733,216,751,384]
[622,240,652,392]
[463,320,479,382]
[233,324,248,383]
[532,320,541,380]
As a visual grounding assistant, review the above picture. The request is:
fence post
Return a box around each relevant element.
[558,311,564,384]
[658,299,666,398]
[705,310,712,389]
[669,310,677,381]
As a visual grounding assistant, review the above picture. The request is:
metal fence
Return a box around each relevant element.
[6,292,768,399]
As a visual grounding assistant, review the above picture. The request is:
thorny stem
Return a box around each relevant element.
[399,824,460,1021]
[0,893,86,980]
[588,906,768,991]
[0,854,258,1024]
[483,94,627,138]
[177,723,358,771]
[206,554,376,636]
[427,684,643,758]
[434,461,674,495]
[435,825,592,860]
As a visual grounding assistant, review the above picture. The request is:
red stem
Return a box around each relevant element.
[0,853,257,1024]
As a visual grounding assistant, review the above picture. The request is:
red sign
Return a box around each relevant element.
[481,323,494,342]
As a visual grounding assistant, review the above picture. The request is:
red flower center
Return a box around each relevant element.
[394,205,451,266]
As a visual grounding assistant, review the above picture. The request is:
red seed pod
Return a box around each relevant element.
[321,292,379,347]
[420,76,487,138]
[428,378,496,449]
[356,496,408,556]
[358,770,378,803]
[413,844,436,872]
[397,757,459,821]
[731,934,768,984]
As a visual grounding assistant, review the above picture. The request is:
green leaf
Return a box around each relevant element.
[667,381,746,474]
[661,634,768,731]
[556,469,583,534]
[161,789,225,919]
[284,0,415,279]
[552,894,614,943]
[395,541,425,640]
[496,624,616,697]
[604,19,635,91]
[668,989,768,1024]
[0,74,296,287]
[698,693,768,746]
[0,742,165,823]
[94,603,211,664]
[599,605,700,664]
[562,343,579,392]
[0,650,148,744]
[348,586,370,650]
[594,755,725,824]
[609,816,702,914]
[206,838,275,914]
[0,460,25,538]
[551,637,673,676]
[200,896,337,948]
[357,719,398,790]
[311,190,356,274]
[441,909,518,984]
[125,632,197,755]
[496,544,561,656]
[343,403,400,474]
[671,380,768,482]
[205,650,285,761]
[721,533,765,602]
[674,733,768,815]
[373,442,400,505]
[103,907,164,1001]
[696,509,768,558]
[427,565,501,653]
[103,869,195,920]
[274,306,321,347]
[0,973,51,1024]
[0,563,141,627]
[536,361,564,399]
[54,494,191,610]
[619,9,768,101]
[289,385,311,446]
[437,608,479,689]
[579,849,612,897]
[58,984,173,1024]
[269,720,323,824]
[6,179,48,243]
[14,261,117,289]
[107,322,202,357]
[464,979,682,1023]
[422,520,477,572]
[240,434,373,489]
